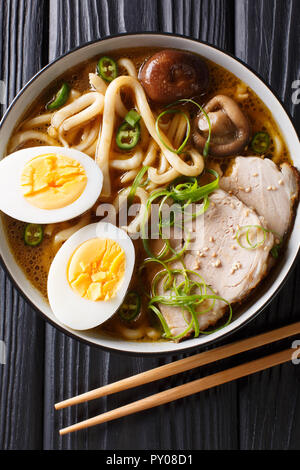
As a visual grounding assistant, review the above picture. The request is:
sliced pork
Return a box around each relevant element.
[220,156,300,237]
[157,189,274,339]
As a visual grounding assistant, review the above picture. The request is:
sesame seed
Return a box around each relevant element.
[245,187,251,193]
[238,186,244,191]
[203,246,209,251]
[214,259,221,267]
[209,236,215,243]
[278,179,283,185]
[230,203,235,209]
[253,173,258,177]
[228,190,233,195]
[267,186,272,191]
[212,252,217,258]
[231,245,237,250]
[244,209,249,217]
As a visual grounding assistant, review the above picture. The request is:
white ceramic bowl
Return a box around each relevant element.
[0,33,299,355]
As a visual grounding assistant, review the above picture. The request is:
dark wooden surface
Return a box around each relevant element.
[0,0,299,450]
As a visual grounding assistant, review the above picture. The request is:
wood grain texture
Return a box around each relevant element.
[0,0,47,450]
[44,0,238,451]
[235,0,300,450]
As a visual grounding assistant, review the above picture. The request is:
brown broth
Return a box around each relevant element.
[2,47,292,341]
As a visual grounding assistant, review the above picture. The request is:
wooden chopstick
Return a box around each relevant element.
[55,321,300,410]
[59,347,293,435]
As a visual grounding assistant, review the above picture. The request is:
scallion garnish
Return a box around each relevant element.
[127,165,149,205]
[155,109,191,154]
[125,109,141,128]
[138,169,231,340]
[236,225,282,258]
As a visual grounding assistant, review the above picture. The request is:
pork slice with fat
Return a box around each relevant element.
[220,156,300,238]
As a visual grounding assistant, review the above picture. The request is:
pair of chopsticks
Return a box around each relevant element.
[55,321,300,435]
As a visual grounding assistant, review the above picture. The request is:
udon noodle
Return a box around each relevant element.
[4,47,293,342]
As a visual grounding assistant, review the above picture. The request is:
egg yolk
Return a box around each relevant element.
[67,238,126,302]
[21,153,87,210]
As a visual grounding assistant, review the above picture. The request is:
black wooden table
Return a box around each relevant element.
[0,0,299,451]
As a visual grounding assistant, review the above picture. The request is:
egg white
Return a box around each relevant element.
[47,222,135,330]
[0,146,103,223]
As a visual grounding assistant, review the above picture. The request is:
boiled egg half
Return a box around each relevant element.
[0,146,103,223]
[47,222,135,330]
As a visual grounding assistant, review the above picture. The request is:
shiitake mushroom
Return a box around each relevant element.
[139,49,209,104]
[193,95,251,157]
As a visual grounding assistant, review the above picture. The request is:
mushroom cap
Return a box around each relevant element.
[193,95,251,157]
[138,49,209,104]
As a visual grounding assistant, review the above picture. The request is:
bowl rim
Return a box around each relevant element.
[0,31,299,357]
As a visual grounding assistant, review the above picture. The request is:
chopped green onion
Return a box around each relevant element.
[251,132,270,154]
[127,165,149,205]
[236,225,282,258]
[116,121,141,150]
[155,109,191,154]
[24,223,43,247]
[97,56,118,82]
[125,109,141,127]
[118,291,141,321]
[46,82,70,110]
[137,167,231,340]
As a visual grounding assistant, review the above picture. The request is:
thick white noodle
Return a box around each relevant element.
[110,147,143,170]
[74,119,100,152]
[8,130,59,153]
[117,58,138,78]
[89,72,127,118]
[51,92,104,131]
[52,212,91,248]
[96,75,204,196]
[120,168,140,184]
[21,113,52,129]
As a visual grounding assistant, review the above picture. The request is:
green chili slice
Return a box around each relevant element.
[97,56,118,82]
[251,132,270,154]
[24,223,43,247]
[116,122,141,150]
[125,109,141,127]
[46,82,70,110]
[118,291,141,321]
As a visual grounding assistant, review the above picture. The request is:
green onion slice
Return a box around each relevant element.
[127,165,149,205]
[236,225,282,258]
[46,82,70,110]
[125,109,141,127]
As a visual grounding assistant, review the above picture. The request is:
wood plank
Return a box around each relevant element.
[234,0,300,450]
[0,0,47,450]
[45,0,237,450]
